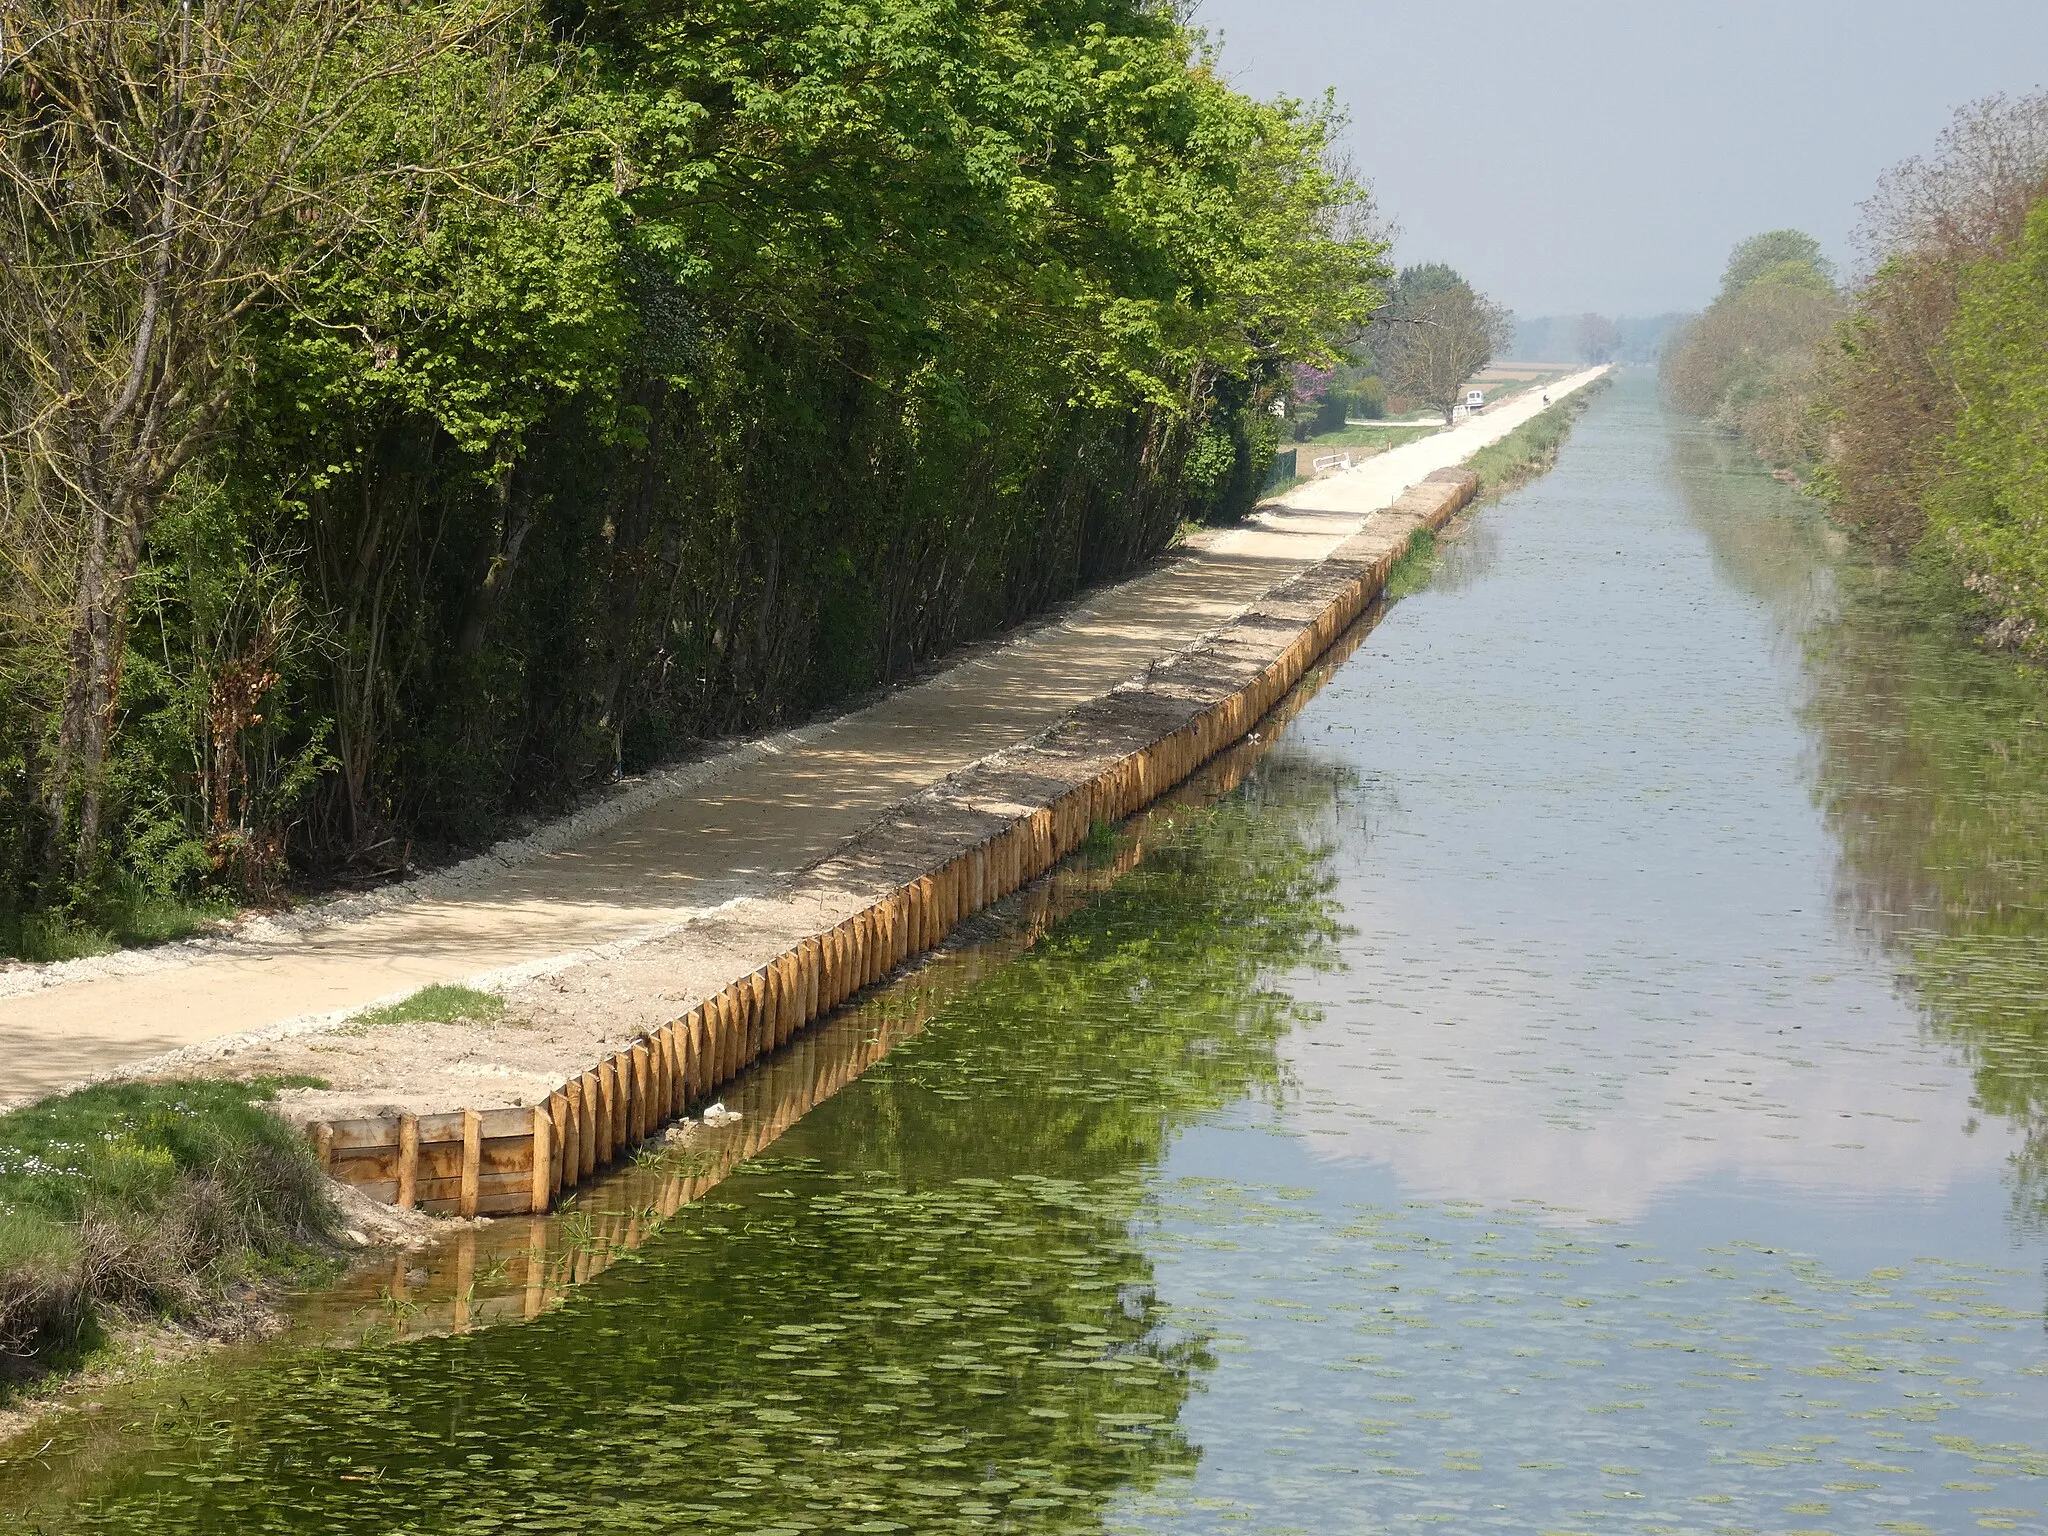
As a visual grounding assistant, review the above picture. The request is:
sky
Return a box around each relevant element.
[1191,0,2048,317]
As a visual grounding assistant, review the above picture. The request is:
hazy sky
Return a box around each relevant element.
[1192,0,2048,316]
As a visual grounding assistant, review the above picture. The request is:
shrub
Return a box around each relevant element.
[0,1079,335,1384]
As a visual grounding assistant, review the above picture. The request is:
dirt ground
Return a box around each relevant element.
[0,369,1606,1108]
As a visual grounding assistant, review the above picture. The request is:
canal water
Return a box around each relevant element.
[9,370,2048,1533]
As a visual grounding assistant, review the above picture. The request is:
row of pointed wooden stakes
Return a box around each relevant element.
[308,467,1480,1218]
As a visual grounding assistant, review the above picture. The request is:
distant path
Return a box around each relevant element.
[0,368,1607,1104]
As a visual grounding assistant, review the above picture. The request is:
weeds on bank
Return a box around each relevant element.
[0,875,233,963]
[347,983,505,1030]
[0,1078,338,1392]
[1385,529,1441,600]
[1079,819,1121,863]
[1466,379,1606,500]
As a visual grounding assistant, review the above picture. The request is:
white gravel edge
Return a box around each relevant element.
[0,722,842,1004]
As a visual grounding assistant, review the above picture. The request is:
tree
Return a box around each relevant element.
[1922,195,2048,655]
[1821,91,2048,549]
[1719,229,1834,298]
[1573,313,1621,364]
[1376,282,1515,423]
[0,0,529,878]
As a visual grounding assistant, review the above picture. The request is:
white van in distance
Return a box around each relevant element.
[1465,389,1486,414]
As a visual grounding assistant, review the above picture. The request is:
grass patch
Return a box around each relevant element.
[1078,818,1121,862]
[1385,528,1440,600]
[1,880,234,964]
[1465,375,1609,500]
[0,1078,337,1392]
[1295,423,1439,452]
[348,983,504,1029]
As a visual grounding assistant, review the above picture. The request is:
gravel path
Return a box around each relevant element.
[0,369,1605,1105]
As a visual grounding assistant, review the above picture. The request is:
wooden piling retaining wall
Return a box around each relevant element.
[307,469,1478,1216]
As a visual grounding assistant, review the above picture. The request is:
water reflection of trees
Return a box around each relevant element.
[1671,413,2048,1225]
[46,760,1347,1535]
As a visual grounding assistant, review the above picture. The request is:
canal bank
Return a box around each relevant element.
[10,369,2048,1531]
[0,370,1607,1111]
[239,464,1491,1217]
[0,379,1609,1411]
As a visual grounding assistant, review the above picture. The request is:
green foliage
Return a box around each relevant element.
[1665,229,1840,469]
[1922,196,2048,657]
[347,983,506,1029]
[1384,527,1439,600]
[0,1079,335,1381]
[0,876,231,963]
[0,0,1387,921]
[1718,229,1835,298]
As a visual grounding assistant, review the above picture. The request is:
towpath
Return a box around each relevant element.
[0,369,1606,1103]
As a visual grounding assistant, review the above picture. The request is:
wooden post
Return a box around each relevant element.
[459,1109,482,1219]
[708,994,727,1088]
[396,1113,420,1210]
[659,1024,679,1118]
[578,1071,598,1179]
[530,1104,552,1214]
[453,1230,475,1331]
[685,1006,706,1102]
[752,966,772,1057]
[609,1053,629,1154]
[595,1063,615,1166]
[548,1090,570,1198]
[764,959,786,1050]
[781,951,802,1040]
[631,1041,652,1144]
[524,1219,547,1318]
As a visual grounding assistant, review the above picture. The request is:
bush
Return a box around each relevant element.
[0,1079,335,1384]
[1664,255,1842,469]
[1923,196,2048,656]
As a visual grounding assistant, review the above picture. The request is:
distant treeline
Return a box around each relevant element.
[1664,93,2048,660]
[0,0,1383,947]
[1508,314,1683,366]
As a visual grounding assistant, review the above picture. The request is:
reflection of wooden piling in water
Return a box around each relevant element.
[350,829,1169,1342]
[308,471,1475,1222]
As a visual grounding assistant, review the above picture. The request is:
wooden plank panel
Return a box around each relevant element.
[478,1135,534,1177]
[478,1106,532,1139]
[412,1140,471,1182]
[325,1118,400,1151]
[332,1144,400,1184]
[475,1188,538,1217]
[416,1111,468,1144]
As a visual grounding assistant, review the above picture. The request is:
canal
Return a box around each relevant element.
[9,369,2048,1532]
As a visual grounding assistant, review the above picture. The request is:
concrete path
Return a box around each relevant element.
[0,369,1606,1103]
